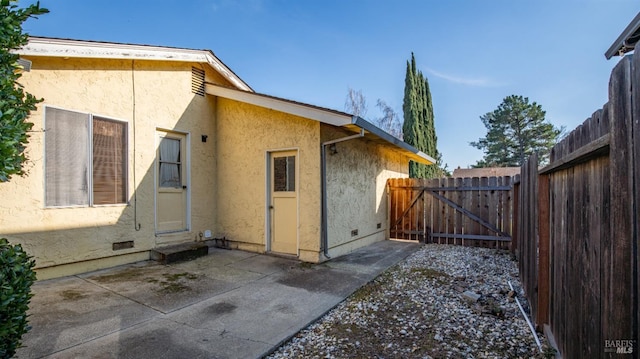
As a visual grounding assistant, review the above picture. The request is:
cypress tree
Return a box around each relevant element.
[402,53,439,178]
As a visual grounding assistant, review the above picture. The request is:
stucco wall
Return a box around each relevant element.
[215,98,321,261]
[321,125,409,258]
[0,56,223,278]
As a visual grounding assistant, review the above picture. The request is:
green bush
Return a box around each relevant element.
[0,238,36,359]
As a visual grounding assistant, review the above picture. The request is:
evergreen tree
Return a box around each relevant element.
[402,53,440,178]
[0,0,48,182]
[470,95,562,167]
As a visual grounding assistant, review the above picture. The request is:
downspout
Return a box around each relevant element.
[131,60,141,231]
[320,121,365,259]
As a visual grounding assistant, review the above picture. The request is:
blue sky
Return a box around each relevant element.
[21,0,640,169]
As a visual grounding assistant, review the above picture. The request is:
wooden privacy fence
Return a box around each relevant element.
[388,177,514,249]
[515,54,639,358]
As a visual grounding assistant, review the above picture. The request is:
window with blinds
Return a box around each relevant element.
[44,107,128,207]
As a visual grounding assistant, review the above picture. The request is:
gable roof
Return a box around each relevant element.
[18,37,252,91]
[19,36,434,165]
[207,84,435,165]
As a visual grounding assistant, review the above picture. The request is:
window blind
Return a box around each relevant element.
[45,108,90,206]
[93,117,127,204]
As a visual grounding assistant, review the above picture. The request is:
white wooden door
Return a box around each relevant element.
[156,131,188,233]
[269,151,298,255]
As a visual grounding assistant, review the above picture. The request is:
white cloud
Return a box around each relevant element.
[425,68,506,87]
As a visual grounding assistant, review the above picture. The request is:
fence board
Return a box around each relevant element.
[471,177,481,238]
[462,177,473,246]
[537,174,550,328]
[515,54,638,358]
[606,56,633,353]
[454,177,463,245]
[632,48,640,354]
[388,176,513,249]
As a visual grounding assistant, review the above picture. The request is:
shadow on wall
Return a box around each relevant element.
[322,124,406,255]
[0,92,217,275]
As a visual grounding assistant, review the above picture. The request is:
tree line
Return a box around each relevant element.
[346,56,562,178]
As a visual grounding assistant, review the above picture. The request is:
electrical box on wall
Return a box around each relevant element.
[204,230,212,239]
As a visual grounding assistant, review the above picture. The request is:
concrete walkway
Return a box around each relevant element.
[16,240,419,359]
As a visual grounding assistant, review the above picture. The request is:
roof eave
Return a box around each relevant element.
[350,116,436,165]
[205,83,353,127]
[18,36,252,91]
[605,12,640,59]
[206,85,436,165]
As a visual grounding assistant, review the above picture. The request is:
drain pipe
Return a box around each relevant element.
[320,125,365,259]
[509,281,543,353]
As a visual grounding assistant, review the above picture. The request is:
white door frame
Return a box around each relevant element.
[265,148,299,254]
[154,128,191,234]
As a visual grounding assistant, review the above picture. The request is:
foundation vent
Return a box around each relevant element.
[113,241,134,251]
[191,67,205,96]
[351,229,359,237]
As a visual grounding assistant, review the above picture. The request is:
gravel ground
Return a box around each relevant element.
[267,244,553,359]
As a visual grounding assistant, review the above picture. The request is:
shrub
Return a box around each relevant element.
[0,238,36,358]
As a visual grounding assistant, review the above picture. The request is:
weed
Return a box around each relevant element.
[92,268,144,283]
[410,267,450,284]
[60,290,86,300]
[163,272,198,281]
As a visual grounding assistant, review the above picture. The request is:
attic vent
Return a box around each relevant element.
[191,67,205,96]
[17,58,32,72]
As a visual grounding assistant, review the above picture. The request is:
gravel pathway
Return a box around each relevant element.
[267,244,551,359]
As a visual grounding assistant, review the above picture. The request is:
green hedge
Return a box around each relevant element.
[0,238,36,359]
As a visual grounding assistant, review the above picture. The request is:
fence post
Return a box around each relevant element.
[631,45,640,351]
[606,55,634,351]
[511,176,520,256]
[537,173,550,329]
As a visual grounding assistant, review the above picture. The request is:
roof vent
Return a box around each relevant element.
[17,58,32,72]
[191,67,205,96]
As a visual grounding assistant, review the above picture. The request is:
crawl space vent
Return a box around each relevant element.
[191,67,205,96]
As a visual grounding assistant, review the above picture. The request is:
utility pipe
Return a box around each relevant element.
[509,281,543,353]
[320,126,365,259]
[131,60,141,231]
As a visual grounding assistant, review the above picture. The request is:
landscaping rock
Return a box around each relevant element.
[462,290,481,303]
[267,244,550,358]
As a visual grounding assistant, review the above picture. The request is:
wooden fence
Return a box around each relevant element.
[514,54,638,358]
[388,177,513,249]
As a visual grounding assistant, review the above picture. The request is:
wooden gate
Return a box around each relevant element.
[388,177,514,249]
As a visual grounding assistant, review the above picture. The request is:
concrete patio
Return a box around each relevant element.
[16,240,419,359]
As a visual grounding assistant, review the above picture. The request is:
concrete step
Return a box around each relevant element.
[150,242,209,264]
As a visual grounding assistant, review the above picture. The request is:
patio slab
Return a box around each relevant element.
[15,240,419,359]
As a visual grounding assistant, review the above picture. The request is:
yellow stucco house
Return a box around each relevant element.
[0,37,434,280]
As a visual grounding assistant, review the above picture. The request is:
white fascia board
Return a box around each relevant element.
[18,37,252,91]
[351,116,436,165]
[202,53,251,91]
[206,84,352,127]
[208,84,437,164]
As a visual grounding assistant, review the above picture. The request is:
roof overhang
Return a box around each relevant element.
[206,84,435,165]
[206,83,352,127]
[18,37,252,91]
[605,12,640,59]
[347,117,436,165]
